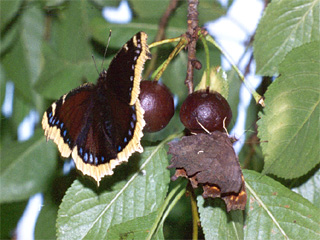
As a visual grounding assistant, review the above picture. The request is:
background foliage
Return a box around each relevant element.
[1,0,319,239]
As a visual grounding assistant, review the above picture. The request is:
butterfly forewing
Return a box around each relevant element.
[100,32,151,105]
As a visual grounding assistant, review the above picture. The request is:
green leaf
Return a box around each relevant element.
[226,69,241,130]
[244,170,320,239]
[257,41,320,179]
[2,5,44,104]
[0,201,27,239]
[292,168,320,207]
[238,131,264,172]
[20,6,44,84]
[166,0,226,28]
[0,19,19,55]
[90,0,118,7]
[35,44,97,100]
[45,0,67,7]
[0,0,23,32]
[57,145,170,240]
[197,196,244,240]
[35,191,59,240]
[162,51,188,106]
[130,0,170,19]
[107,211,159,239]
[143,111,185,142]
[197,0,226,23]
[51,0,94,62]
[0,130,57,203]
[90,17,185,49]
[91,17,158,48]
[197,170,320,239]
[0,64,7,108]
[35,0,99,100]
[254,0,320,76]
[11,94,32,131]
[195,67,229,99]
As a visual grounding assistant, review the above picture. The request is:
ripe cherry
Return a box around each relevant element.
[179,89,232,133]
[139,80,175,132]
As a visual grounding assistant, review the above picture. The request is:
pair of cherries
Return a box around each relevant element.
[139,81,232,133]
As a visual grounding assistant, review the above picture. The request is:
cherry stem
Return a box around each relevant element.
[151,37,188,81]
[149,37,182,49]
[205,34,265,107]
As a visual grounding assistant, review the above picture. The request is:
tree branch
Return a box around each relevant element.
[185,0,200,94]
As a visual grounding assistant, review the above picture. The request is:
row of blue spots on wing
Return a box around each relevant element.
[127,67,136,99]
[47,111,72,146]
[78,147,104,166]
[116,105,137,153]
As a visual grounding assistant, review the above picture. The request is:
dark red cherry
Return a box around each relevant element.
[179,90,232,133]
[139,80,175,132]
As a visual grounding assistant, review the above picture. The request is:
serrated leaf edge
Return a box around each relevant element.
[256,0,318,75]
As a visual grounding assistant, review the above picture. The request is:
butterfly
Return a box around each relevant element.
[42,32,151,185]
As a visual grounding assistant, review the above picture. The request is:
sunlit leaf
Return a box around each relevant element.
[244,170,320,239]
[197,170,320,239]
[258,41,320,179]
[254,0,320,76]
[195,66,229,99]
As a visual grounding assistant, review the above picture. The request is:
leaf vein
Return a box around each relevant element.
[246,181,289,239]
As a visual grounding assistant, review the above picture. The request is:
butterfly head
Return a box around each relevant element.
[100,69,108,77]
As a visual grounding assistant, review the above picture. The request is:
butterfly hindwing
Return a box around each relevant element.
[42,83,96,158]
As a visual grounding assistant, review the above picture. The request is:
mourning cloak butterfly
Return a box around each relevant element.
[42,32,151,185]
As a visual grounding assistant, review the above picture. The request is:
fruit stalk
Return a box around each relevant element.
[151,38,187,82]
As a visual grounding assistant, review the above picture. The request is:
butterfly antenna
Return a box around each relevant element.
[92,55,100,75]
[100,30,112,72]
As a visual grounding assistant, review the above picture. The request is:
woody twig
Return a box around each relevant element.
[185,0,200,94]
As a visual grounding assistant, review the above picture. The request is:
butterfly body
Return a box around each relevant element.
[42,32,151,184]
